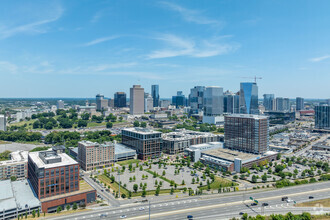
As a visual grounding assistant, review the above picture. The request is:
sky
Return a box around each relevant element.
[0,0,330,99]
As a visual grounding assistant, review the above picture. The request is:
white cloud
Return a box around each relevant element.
[160,1,222,27]
[0,5,63,39]
[147,34,239,59]
[309,55,330,62]
[82,36,119,47]
[0,61,18,74]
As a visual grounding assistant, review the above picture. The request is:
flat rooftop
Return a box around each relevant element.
[162,129,220,141]
[29,151,78,169]
[203,148,262,162]
[122,127,161,135]
[10,150,28,161]
[0,180,40,211]
[115,143,136,154]
[225,114,268,120]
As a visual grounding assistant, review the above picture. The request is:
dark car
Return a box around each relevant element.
[187,215,193,219]
[262,203,269,206]
[142,199,148,203]
[100,214,108,218]
[281,196,288,201]
[251,203,257,206]
[239,212,244,215]
[309,196,314,199]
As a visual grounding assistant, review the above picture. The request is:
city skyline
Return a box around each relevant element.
[1,0,330,98]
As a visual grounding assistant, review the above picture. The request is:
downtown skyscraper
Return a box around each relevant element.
[151,85,160,107]
[239,82,259,114]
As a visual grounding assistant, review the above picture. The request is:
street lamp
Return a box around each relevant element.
[149,200,151,220]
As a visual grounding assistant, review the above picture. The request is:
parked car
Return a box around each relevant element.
[187,215,193,219]
[262,203,269,206]
[139,207,145,211]
[309,196,314,199]
[100,214,107,218]
[281,196,288,201]
[120,215,127,219]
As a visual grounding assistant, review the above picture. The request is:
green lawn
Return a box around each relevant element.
[10,119,37,129]
[87,122,106,128]
[117,159,141,166]
[199,176,235,190]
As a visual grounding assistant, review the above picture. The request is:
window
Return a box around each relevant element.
[75,181,78,188]
[61,168,64,175]
[45,170,49,178]
[51,169,54,177]
[56,168,59,176]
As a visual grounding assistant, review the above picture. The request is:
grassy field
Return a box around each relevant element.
[116,159,140,166]
[199,176,235,190]
[295,198,330,208]
[10,119,37,129]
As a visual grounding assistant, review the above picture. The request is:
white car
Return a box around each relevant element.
[139,207,145,211]
[120,215,127,219]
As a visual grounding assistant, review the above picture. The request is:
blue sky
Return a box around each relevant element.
[0,0,330,98]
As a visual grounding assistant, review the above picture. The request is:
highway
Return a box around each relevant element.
[48,181,330,220]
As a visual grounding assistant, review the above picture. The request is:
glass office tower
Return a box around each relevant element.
[239,82,259,114]
[151,85,160,107]
[315,105,330,130]
[263,94,275,111]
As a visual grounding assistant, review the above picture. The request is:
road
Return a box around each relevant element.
[83,175,120,207]
[49,181,330,220]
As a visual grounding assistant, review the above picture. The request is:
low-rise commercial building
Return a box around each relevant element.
[0,180,41,219]
[200,148,278,173]
[0,150,28,180]
[78,141,115,171]
[162,129,223,154]
[264,111,295,125]
[121,128,162,160]
[115,143,137,161]
[184,142,223,162]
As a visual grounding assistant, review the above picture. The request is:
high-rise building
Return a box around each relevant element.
[0,115,6,131]
[224,91,240,114]
[189,86,205,114]
[151,85,160,107]
[130,85,145,115]
[283,98,290,111]
[327,99,330,105]
[275,97,290,111]
[121,128,162,160]
[263,94,275,111]
[144,93,154,112]
[296,97,304,111]
[57,100,65,109]
[203,86,223,124]
[96,94,108,111]
[114,92,127,108]
[239,82,259,114]
[315,105,330,130]
[78,141,115,171]
[224,114,269,154]
[172,91,187,107]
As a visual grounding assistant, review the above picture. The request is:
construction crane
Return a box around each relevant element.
[241,76,262,83]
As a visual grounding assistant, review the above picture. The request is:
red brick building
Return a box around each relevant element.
[28,150,96,212]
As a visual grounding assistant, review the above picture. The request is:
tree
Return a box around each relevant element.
[262,174,267,182]
[252,175,257,183]
[57,206,62,213]
[233,175,238,180]
[141,122,147,128]
[37,209,40,217]
[106,122,113,128]
[170,187,174,195]
[10,176,17,181]
[66,205,70,211]
[25,211,27,219]
[45,121,54,130]
[182,180,185,185]
[121,193,126,198]
[133,184,138,193]
[32,210,36,218]
[110,175,115,183]
[73,202,78,210]
[162,170,166,176]
[133,121,140,127]
[155,186,160,196]
[277,153,281,160]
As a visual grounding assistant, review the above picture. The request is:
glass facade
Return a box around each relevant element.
[239,82,259,114]
[172,91,187,107]
[114,92,126,108]
[315,105,330,130]
[151,85,160,107]
[189,86,205,114]
[203,86,223,116]
[263,94,274,111]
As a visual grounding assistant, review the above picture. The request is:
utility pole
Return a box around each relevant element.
[118,170,121,198]
[149,200,151,220]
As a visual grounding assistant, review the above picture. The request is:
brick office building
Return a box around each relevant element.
[121,128,162,160]
[28,150,96,212]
